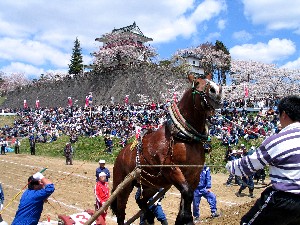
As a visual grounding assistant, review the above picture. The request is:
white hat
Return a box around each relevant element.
[98,172,107,177]
[251,146,256,150]
[240,144,245,147]
[99,160,105,164]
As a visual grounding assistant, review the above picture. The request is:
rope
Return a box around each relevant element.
[138,164,224,168]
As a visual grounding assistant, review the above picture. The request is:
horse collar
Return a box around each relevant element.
[167,102,208,142]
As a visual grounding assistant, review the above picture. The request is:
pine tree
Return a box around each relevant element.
[68,37,84,75]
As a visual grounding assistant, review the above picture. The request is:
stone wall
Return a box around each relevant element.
[2,64,188,109]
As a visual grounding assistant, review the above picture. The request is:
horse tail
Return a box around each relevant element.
[110,188,118,215]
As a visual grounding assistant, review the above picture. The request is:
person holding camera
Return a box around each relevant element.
[12,172,55,225]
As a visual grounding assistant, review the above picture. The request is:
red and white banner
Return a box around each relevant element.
[244,84,249,98]
[35,99,40,108]
[135,125,141,139]
[173,93,178,103]
[68,97,73,107]
[85,96,89,108]
[24,100,28,109]
[124,95,129,104]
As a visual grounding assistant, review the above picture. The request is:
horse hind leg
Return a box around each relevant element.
[175,182,194,225]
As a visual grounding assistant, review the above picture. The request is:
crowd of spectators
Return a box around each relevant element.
[0,102,168,146]
[222,96,280,109]
[209,106,280,147]
[0,97,281,150]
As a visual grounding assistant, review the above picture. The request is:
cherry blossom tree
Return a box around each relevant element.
[93,32,157,70]
[225,60,300,101]
[172,42,231,84]
[0,72,32,95]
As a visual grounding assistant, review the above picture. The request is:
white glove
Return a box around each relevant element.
[0,203,3,210]
[33,172,44,180]
[225,162,232,173]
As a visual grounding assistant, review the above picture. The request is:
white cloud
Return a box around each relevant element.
[0,0,227,78]
[230,38,296,63]
[0,0,225,46]
[242,0,300,32]
[2,62,70,79]
[218,19,226,30]
[2,62,46,79]
[232,30,252,42]
[205,32,221,42]
[145,0,226,43]
[0,38,70,67]
[281,58,300,69]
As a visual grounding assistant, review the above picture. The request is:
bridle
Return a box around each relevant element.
[191,78,213,110]
[166,78,219,143]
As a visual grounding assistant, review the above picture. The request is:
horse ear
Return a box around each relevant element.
[188,74,195,82]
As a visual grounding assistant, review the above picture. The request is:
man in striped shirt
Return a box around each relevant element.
[226,95,300,225]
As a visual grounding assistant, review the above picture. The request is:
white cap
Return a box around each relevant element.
[240,144,245,147]
[99,160,105,164]
[98,172,107,177]
[251,146,256,150]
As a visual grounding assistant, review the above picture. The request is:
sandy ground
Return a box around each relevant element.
[0,153,269,224]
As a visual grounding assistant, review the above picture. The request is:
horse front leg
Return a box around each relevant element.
[111,180,134,225]
[175,181,194,225]
[116,182,136,225]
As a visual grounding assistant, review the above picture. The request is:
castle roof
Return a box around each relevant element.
[95,22,153,42]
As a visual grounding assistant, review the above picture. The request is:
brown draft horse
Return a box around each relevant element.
[111,74,222,225]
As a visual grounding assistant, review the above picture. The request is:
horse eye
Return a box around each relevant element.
[210,87,216,94]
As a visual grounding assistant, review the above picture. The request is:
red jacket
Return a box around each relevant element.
[95,181,110,207]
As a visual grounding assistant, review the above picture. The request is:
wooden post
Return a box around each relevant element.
[124,186,171,225]
[84,168,141,225]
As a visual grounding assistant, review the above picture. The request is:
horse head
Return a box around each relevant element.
[188,73,222,111]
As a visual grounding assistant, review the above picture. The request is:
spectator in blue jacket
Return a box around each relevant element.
[104,136,113,153]
[12,172,55,225]
[96,160,111,182]
[193,165,220,222]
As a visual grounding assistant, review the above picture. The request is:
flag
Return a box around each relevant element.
[124,95,129,104]
[35,99,40,108]
[135,125,142,139]
[24,100,28,109]
[88,93,93,106]
[173,93,178,103]
[244,84,249,98]
[68,97,73,107]
[85,96,89,108]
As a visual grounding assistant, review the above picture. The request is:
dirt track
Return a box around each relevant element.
[0,154,268,224]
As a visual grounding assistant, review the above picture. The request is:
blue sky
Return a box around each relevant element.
[0,0,299,79]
